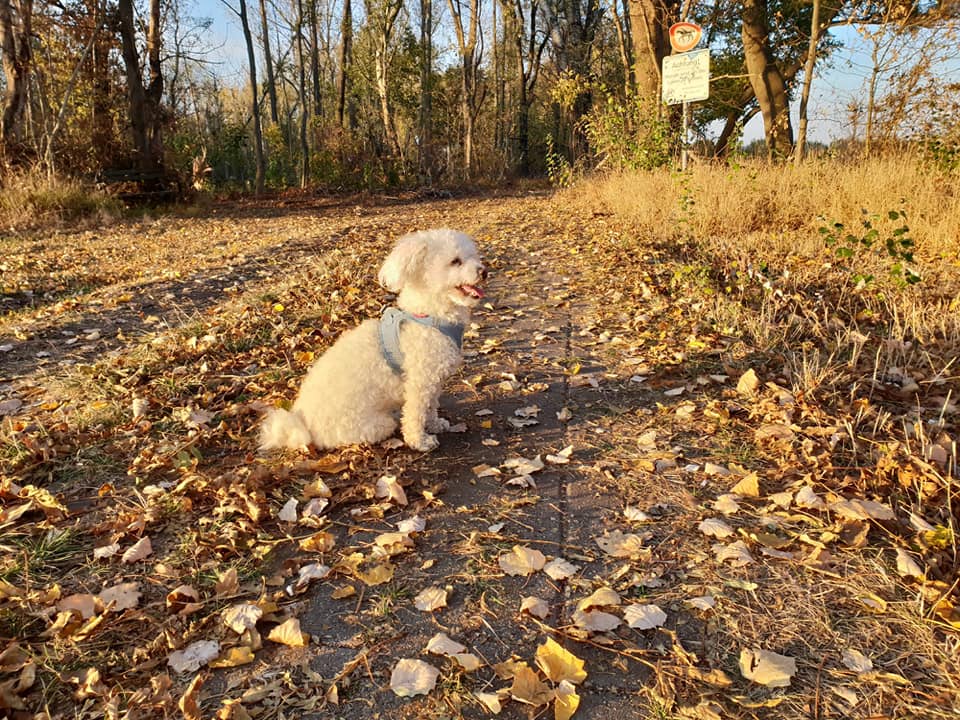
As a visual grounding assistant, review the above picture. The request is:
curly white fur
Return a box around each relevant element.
[259,229,486,452]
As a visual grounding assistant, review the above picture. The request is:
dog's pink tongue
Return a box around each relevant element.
[461,284,485,299]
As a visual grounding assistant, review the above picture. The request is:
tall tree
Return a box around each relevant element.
[794,0,821,163]
[741,0,793,158]
[117,0,164,170]
[0,0,32,148]
[295,0,310,183]
[365,0,403,158]
[447,0,483,178]
[500,0,548,174]
[418,0,432,176]
[226,0,265,192]
[627,0,679,109]
[308,0,322,115]
[336,0,353,127]
[259,0,279,123]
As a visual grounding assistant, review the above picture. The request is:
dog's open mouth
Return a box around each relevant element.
[457,284,485,299]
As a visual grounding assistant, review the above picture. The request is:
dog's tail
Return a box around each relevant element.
[259,408,313,450]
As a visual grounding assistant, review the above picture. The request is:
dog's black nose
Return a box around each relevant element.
[479,266,488,281]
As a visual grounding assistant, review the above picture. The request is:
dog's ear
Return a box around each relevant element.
[378,233,428,291]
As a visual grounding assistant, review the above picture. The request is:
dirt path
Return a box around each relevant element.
[2,192,957,720]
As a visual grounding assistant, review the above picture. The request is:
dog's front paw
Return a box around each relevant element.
[426,417,451,433]
[406,433,440,452]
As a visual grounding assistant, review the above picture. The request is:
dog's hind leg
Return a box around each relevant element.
[352,413,398,445]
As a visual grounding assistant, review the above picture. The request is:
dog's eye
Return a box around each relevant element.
[450,257,462,266]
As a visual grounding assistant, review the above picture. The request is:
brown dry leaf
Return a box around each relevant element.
[535,637,587,684]
[331,585,356,600]
[544,557,579,581]
[178,673,204,720]
[830,498,895,521]
[303,477,333,498]
[576,587,620,611]
[894,547,925,579]
[375,475,408,506]
[414,586,448,612]
[267,618,309,647]
[389,659,440,697]
[510,664,553,706]
[57,593,99,620]
[623,603,667,630]
[572,609,622,632]
[739,648,796,688]
[475,691,504,713]
[209,646,255,668]
[736,369,759,396]
[595,530,647,559]
[453,653,483,671]
[63,667,106,699]
[358,562,395,586]
[554,679,581,720]
[698,518,735,539]
[166,585,202,615]
[499,545,547,576]
[222,603,263,634]
[277,498,298,522]
[841,648,873,674]
[713,541,754,567]
[98,582,141,612]
[215,568,239,596]
[520,596,550,619]
[426,632,467,656]
[168,640,220,674]
[299,531,336,553]
[121,536,153,564]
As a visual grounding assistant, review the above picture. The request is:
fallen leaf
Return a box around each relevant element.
[499,545,546,576]
[475,691,503,713]
[736,368,759,396]
[472,464,501,478]
[209,646,254,668]
[572,609,622,632]
[98,582,141,612]
[222,603,262,634]
[713,541,754,567]
[730,473,760,497]
[390,659,440,697]
[830,498,895,521]
[520,596,550,619]
[576,587,620,611]
[121,536,153,564]
[299,532,336,553]
[166,585,201,615]
[396,516,426,534]
[698,518,735,539]
[624,505,652,522]
[453,653,483,671]
[267,617,309,647]
[544,558,579,581]
[596,531,647,559]
[358,562,394,586]
[503,455,545,475]
[841,648,873,674]
[794,486,825,510]
[546,445,574,464]
[535,638,587,684]
[178,673,204,720]
[623,603,667,630]
[686,595,716,611]
[713,495,741,515]
[57,594,99,620]
[215,568,239,596]
[168,640,220,674]
[375,475,408,506]
[895,547,925,579]
[414,586,448,612]
[426,633,466,656]
[278,498,298,522]
[510,664,552,706]
[554,679,581,720]
[93,543,121,560]
[739,648,796,688]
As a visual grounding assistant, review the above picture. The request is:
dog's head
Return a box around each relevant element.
[378,229,487,307]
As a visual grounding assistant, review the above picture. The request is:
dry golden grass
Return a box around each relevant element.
[0,167,122,232]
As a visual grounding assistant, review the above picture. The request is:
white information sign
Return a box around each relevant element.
[661,49,710,105]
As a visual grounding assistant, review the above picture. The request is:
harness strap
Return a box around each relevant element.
[378,307,465,374]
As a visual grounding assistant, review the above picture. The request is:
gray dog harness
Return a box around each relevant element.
[378,307,465,374]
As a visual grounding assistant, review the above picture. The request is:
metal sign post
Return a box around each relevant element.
[662,23,708,172]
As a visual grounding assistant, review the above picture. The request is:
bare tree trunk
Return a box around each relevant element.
[418,0,432,176]
[627,0,677,110]
[794,0,820,164]
[447,0,482,179]
[259,0,279,124]
[145,0,163,160]
[501,0,547,175]
[742,0,793,159]
[296,0,310,184]
[611,0,634,98]
[117,0,152,170]
[336,0,352,128]
[235,0,266,193]
[367,0,402,158]
[865,40,880,157]
[0,0,32,150]
[309,0,322,116]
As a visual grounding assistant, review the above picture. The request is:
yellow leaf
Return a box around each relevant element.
[510,665,553,706]
[178,673,204,720]
[331,585,356,600]
[272,303,284,313]
[730,473,760,497]
[358,562,394,586]
[209,646,255,668]
[536,638,587,685]
[554,680,581,720]
[267,618,309,647]
[299,532,336,553]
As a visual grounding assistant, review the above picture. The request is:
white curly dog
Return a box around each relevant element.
[260,229,487,452]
